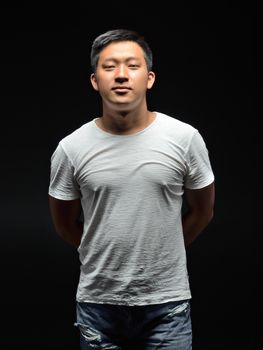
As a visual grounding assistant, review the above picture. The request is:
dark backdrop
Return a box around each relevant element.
[1,3,256,349]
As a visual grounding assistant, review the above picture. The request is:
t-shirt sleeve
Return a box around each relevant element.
[48,142,81,200]
[184,130,215,189]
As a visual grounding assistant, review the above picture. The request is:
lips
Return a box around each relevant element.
[112,86,131,91]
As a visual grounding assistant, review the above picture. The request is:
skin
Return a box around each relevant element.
[90,41,156,135]
[49,40,215,248]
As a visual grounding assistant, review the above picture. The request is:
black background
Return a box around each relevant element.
[1,2,256,349]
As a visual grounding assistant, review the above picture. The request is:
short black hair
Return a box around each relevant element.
[90,29,153,73]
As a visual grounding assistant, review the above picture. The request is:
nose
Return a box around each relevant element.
[115,65,129,83]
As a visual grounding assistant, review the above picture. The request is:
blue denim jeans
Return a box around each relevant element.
[75,299,192,349]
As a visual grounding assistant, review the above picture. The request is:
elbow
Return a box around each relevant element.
[52,221,69,239]
[197,207,214,227]
[53,225,66,239]
[207,208,214,225]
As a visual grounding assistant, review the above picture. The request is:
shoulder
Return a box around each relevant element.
[52,120,95,163]
[155,112,198,149]
[61,120,93,146]
[156,112,197,135]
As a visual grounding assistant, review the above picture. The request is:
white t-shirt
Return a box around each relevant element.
[49,112,214,306]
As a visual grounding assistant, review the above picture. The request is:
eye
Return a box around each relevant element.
[103,65,115,70]
[129,64,139,69]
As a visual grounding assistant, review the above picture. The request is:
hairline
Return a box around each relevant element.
[91,31,153,73]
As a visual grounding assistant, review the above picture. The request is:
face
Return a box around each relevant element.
[90,41,155,110]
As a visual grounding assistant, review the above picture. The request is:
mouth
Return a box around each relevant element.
[112,86,131,93]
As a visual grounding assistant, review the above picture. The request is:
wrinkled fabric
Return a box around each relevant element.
[49,112,214,305]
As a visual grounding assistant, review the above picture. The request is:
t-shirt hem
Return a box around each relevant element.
[184,175,214,190]
[76,294,192,306]
[48,190,80,201]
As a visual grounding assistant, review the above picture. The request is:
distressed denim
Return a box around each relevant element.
[75,299,192,349]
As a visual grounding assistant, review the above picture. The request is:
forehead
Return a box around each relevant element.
[98,41,145,62]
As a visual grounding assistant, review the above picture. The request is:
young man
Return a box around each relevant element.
[48,29,215,350]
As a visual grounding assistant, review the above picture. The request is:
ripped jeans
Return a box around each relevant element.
[75,299,192,349]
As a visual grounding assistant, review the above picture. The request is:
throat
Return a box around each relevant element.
[97,112,156,135]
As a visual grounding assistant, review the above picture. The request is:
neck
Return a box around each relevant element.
[96,107,156,135]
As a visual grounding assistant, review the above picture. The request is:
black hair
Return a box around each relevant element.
[90,29,153,72]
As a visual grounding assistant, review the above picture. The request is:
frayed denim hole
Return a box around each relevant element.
[167,301,190,318]
[75,322,102,343]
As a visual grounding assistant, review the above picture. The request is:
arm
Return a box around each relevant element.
[48,195,83,248]
[182,182,215,247]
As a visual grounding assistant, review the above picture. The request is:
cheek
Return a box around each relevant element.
[137,77,151,90]
[96,79,111,92]
[134,72,151,86]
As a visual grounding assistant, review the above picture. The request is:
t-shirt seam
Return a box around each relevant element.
[57,141,81,197]
[59,140,75,169]
[184,128,199,160]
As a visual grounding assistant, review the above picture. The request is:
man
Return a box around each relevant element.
[48,29,215,350]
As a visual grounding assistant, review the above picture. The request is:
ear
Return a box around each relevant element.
[90,73,99,91]
[147,71,155,90]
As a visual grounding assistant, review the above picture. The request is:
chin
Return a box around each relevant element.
[111,101,133,109]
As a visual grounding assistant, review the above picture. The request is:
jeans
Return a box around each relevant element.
[75,299,192,349]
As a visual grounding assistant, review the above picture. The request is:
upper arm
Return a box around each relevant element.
[184,182,215,215]
[48,195,82,233]
[49,143,81,201]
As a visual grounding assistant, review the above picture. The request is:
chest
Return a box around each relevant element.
[74,138,187,195]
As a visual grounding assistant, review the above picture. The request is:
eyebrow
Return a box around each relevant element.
[102,57,141,63]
